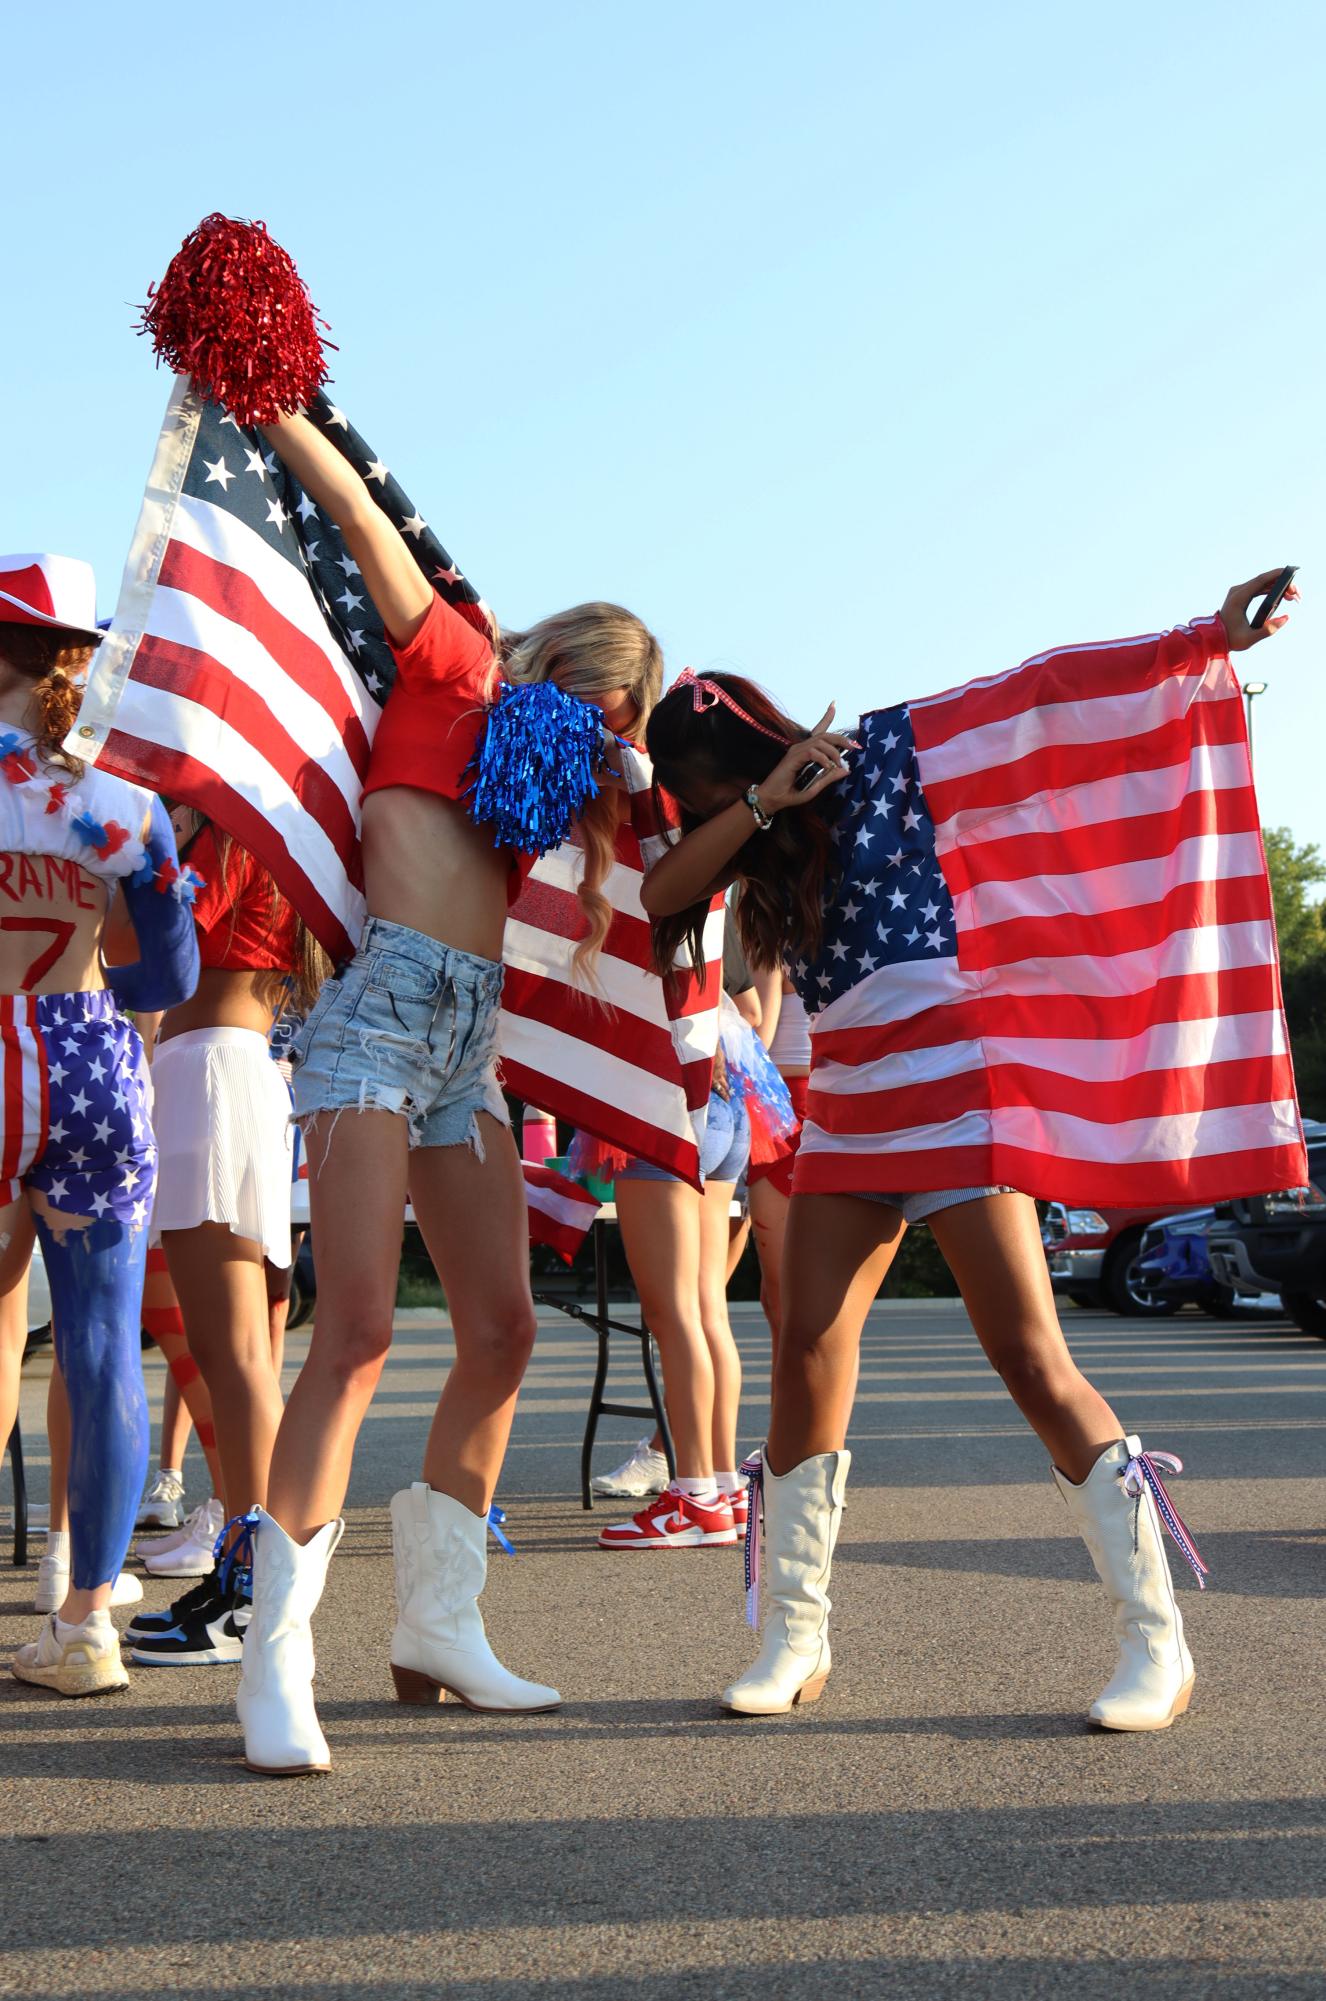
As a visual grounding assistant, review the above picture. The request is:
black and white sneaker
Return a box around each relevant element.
[123,1575,218,1644]
[127,1578,250,1666]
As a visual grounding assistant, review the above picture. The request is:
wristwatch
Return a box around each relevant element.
[744,784,773,832]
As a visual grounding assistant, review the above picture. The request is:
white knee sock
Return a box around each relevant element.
[45,1530,70,1564]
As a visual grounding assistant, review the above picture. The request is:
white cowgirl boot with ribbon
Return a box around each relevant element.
[388,1483,560,1711]
[722,1448,850,1716]
[236,1509,344,1776]
[1053,1434,1204,1732]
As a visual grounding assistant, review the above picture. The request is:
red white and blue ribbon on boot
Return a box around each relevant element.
[741,1450,763,1627]
[1122,1449,1209,1589]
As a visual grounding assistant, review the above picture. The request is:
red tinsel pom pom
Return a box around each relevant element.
[137,213,334,427]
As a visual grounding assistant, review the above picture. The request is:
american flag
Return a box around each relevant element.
[521,1160,604,1263]
[72,379,719,1186]
[797,617,1307,1207]
[503,766,723,1179]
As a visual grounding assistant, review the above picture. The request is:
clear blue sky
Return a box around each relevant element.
[5,2,1323,853]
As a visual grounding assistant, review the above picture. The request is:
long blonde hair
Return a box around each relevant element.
[499,602,663,974]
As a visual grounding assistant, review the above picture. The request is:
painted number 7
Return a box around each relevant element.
[0,917,78,991]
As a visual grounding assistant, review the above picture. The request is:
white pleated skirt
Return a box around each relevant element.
[150,1026,294,1267]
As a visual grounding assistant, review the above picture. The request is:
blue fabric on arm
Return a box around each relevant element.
[105,796,200,1013]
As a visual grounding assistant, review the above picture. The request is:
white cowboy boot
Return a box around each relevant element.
[236,1509,344,1776]
[388,1483,560,1712]
[1053,1435,1198,1731]
[722,1448,850,1716]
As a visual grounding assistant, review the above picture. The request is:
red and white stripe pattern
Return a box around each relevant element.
[0,996,49,1204]
[501,751,723,1184]
[69,381,379,961]
[73,381,720,1185]
[522,1160,603,1262]
[0,553,100,636]
[799,616,1307,1206]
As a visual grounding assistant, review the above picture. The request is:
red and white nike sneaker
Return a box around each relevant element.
[726,1487,749,1534]
[598,1488,737,1549]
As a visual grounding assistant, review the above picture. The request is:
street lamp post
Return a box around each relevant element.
[1243,680,1267,784]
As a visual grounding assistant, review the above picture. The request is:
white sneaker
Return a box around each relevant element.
[136,1497,223,1565]
[34,1557,143,1615]
[591,1437,670,1499]
[11,1611,129,1698]
[136,1469,186,1530]
[141,1503,222,1578]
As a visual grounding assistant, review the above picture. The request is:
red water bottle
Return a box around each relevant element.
[521,1107,558,1166]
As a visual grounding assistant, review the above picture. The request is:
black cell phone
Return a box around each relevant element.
[1250,565,1298,630]
[794,760,822,792]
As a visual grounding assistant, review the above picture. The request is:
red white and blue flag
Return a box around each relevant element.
[70,380,719,1193]
[796,618,1307,1206]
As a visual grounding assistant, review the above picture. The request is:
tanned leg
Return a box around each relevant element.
[928,1193,1122,1483]
[767,1193,905,1474]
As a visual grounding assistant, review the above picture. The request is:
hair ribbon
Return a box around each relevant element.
[671,668,791,747]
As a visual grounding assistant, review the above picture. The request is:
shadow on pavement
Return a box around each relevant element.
[836,1529,1326,1596]
[2,1797,1324,1953]
[14,1963,1326,2001]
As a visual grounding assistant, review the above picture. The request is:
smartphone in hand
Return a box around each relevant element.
[1251,566,1298,629]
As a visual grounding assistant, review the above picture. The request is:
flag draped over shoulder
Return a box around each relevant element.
[796,617,1307,1207]
[72,380,718,1189]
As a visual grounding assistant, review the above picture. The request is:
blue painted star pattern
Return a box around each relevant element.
[793,704,957,1012]
[29,993,156,1230]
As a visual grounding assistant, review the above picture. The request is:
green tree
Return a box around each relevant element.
[1263,828,1326,1121]
[1263,826,1326,975]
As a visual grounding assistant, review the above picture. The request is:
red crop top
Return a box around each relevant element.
[365,594,499,806]
[363,593,538,903]
[188,823,301,973]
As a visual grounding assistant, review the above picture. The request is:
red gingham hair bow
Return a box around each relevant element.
[671,668,791,747]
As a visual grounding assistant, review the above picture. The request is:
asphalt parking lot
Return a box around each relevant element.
[3,1294,1324,1999]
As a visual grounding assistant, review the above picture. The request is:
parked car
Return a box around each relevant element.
[1207,1136,1326,1338]
[1041,1202,1181,1317]
[1133,1207,1281,1317]
[1133,1208,1232,1315]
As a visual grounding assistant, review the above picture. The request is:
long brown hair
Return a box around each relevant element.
[644,673,838,976]
[499,603,663,976]
[0,626,95,777]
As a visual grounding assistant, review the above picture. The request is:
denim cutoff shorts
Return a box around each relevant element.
[857,1184,1016,1223]
[291,917,509,1152]
[617,1086,751,1187]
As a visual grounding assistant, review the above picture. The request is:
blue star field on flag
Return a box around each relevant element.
[793,705,957,1012]
[184,392,490,708]
[31,993,156,1228]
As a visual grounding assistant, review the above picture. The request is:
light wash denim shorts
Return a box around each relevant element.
[617,1087,751,1187]
[857,1184,1016,1223]
[291,917,509,1152]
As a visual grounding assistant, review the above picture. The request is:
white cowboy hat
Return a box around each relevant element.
[0,555,102,642]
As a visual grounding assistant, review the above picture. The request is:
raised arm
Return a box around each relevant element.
[640,707,851,917]
[259,411,433,648]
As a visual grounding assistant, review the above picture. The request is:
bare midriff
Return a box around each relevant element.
[158,968,282,1043]
[0,851,109,996]
[361,788,510,964]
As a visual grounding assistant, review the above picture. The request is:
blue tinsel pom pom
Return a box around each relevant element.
[466,680,605,857]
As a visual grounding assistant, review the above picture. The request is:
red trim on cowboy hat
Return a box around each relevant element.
[0,555,102,643]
